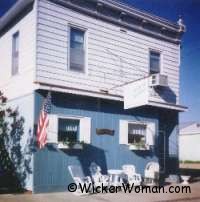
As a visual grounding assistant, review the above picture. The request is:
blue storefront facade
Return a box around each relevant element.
[33,90,178,193]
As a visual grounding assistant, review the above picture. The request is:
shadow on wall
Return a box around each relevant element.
[34,143,107,191]
[154,86,177,104]
[157,110,179,176]
[64,143,108,176]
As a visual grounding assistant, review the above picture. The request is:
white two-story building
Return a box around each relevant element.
[0,0,186,193]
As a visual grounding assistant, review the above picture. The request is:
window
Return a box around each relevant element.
[69,27,86,72]
[58,118,80,144]
[47,115,91,147]
[119,120,156,149]
[12,32,19,76]
[149,51,160,74]
[128,123,146,145]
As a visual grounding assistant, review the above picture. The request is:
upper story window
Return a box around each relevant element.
[12,32,19,76]
[69,27,86,73]
[149,50,160,74]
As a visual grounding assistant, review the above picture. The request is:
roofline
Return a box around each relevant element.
[148,101,187,112]
[180,132,200,136]
[0,0,185,44]
[35,81,187,112]
[50,0,185,44]
[0,0,34,33]
[179,121,196,130]
[102,0,181,31]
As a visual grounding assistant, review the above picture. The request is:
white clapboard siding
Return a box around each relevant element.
[36,76,124,96]
[38,0,179,53]
[119,120,128,145]
[36,0,180,104]
[37,12,179,61]
[36,70,120,90]
[0,4,37,100]
[38,0,179,52]
[37,2,180,60]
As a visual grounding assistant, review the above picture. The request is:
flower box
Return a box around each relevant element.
[58,142,83,149]
[129,144,150,150]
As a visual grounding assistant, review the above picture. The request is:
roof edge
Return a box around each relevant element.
[103,0,183,31]
[0,0,185,43]
[0,0,34,33]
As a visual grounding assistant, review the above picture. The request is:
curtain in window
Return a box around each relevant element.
[128,124,146,136]
[71,30,84,49]
[58,119,80,142]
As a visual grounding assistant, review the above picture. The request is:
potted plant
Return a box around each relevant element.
[58,137,84,149]
[129,140,148,150]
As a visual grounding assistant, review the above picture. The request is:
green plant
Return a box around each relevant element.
[62,137,85,148]
[130,139,146,149]
[0,91,32,192]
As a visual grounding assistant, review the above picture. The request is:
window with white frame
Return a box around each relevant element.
[47,115,91,147]
[69,26,86,72]
[58,118,80,144]
[12,31,19,76]
[119,120,156,148]
[128,123,146,146]
[149,50,160,74]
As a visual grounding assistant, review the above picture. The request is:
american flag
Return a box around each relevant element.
[37,92,52,149]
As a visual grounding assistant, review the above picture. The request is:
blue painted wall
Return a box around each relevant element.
[33,90,178,193]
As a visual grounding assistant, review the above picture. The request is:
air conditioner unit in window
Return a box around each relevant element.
[150,74,168,87]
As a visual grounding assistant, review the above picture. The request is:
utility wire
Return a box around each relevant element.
[105,48,149,90]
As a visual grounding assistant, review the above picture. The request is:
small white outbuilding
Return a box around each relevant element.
[179,122,200,162]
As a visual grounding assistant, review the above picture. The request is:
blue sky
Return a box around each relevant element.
[0,0,199,123]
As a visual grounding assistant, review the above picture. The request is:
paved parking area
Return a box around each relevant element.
[0,182,200,202]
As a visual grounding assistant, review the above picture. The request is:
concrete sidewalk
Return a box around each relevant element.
[180,163,200,170]
[0,182,200,202]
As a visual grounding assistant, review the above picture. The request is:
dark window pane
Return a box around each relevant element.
[58,118,80,143]
[12,32,19,76]
[128,123,146,144]
[150,51,160,74]
[70,27,85,72]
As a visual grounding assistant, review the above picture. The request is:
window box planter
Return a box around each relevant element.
[58,142,83,149]
[129,144,150,151]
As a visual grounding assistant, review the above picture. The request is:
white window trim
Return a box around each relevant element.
[119,120,156,149]
[148,49,163,75]
[47,114,91,148]
[67,24,88,75]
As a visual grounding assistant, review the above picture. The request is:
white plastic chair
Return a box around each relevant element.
[144,162,159,185]
[122,165,142,186]
[89,162,109,187]
[68,165,92,194]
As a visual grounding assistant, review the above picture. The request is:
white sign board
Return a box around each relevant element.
[124,77,149,109]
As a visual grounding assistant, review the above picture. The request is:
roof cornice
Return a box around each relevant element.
[101,0,180,31]
[0,0,34,34]
[50,0,185,44]
[0,0,186,44]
